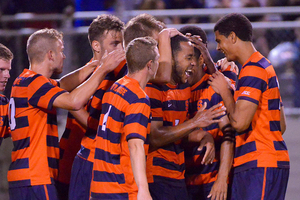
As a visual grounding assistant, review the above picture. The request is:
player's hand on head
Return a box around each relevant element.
[197,132,215,165]
[100,49,125,72]
[160,28,184,38]
[193,102,226,128]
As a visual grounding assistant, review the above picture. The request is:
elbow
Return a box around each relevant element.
[68,100,84,111]
[232,121,249,133]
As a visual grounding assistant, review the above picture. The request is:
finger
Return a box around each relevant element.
[208,103,222,111]
[198,102,207,112]
[197,140,205,151]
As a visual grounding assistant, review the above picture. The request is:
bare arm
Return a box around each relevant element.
[151,28,183,84]
[53,50,125,110]
[128,138,152,200]
[69,108,89,129]
[208,116,234,200]
[149,103,225,150]
[280,104,286,134]
[209,71,257,132]
[59,61,97,92]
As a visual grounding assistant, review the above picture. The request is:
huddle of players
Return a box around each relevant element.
[0,11,289,200]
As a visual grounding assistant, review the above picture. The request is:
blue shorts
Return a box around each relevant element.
[149,182,188,200]
[68,156,93,200]
[229,167,289,200]
[9,184,58,200]
[187,182,214,200]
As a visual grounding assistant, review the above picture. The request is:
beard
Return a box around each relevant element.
[172,61,185,84]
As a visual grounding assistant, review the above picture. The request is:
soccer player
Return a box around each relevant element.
[145,34,226,200]
[209,13,289,200]
[90,37,159,200]
[7,28,124,200]
[63,14,126,200]
[0,43,12,146]
[179,25,236,200]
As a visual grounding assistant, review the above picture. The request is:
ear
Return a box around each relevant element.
[147,60,153,71]
[230,31,237,44]
[92,40,101,54]
[47,50,54,61]
[198,54,204,65]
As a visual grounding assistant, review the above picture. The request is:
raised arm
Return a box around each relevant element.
[151,28,183,84]
[59,61,97,92]
[128,138,152,200]
[53,50,125,110]
[209,71,257,132]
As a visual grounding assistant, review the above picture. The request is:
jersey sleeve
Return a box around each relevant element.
[28,75,67,110]
[145,83,163,121]
[236,65,267,105]
[123,98,151,142]
[0,96,10,145]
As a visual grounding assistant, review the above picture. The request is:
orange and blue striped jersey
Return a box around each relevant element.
[77,60,127,162]
[145,82,190,186]
[7,69,67,187]
[0,94,10,145]
[185,73,236,186]
[58,111,86,184]
[233,51,289,172]
[90,76,151,200]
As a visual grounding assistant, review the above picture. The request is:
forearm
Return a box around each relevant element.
[187,129,207,142]
[150,119,197,149]
[216,141,234,182]
[128,139,149,192]
[219,89,237,125]
[69,108,89,129]
[59,62,96,91]
[205,59,217,75]
[151,30,172,84]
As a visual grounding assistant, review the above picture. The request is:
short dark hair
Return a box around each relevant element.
[0,43,13,61]
[88,14,124,45]
[126,37,158,74]
[214,13,252,42]
[27,28,63,63]
[124,14,164,47]
[179,25,207,58]
[171,35,189,58]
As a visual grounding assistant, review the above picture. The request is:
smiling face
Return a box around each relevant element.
[215,30,237,62]
[185,55,205,86]
[172,41,196,84]
[0,59,11,92]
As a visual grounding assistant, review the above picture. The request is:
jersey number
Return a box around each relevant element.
[9,98,16,131]
[101,105,112,131]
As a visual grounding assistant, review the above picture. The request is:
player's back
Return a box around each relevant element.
[91,75,151,200]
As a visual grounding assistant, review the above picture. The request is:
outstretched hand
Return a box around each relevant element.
[192,102,226,128]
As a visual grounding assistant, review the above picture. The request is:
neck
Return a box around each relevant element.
[127,70,149,90]
[237,42,257,65]
[29,62,53,78]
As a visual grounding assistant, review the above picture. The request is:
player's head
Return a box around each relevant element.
[27,28,65,74]
[88,14,124,56]
[126,37,159,79]
[179,25,208,86]
[214,13,252,61]
[0,43,13,92]
[124,13,164,47]
[171,35,196,84]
